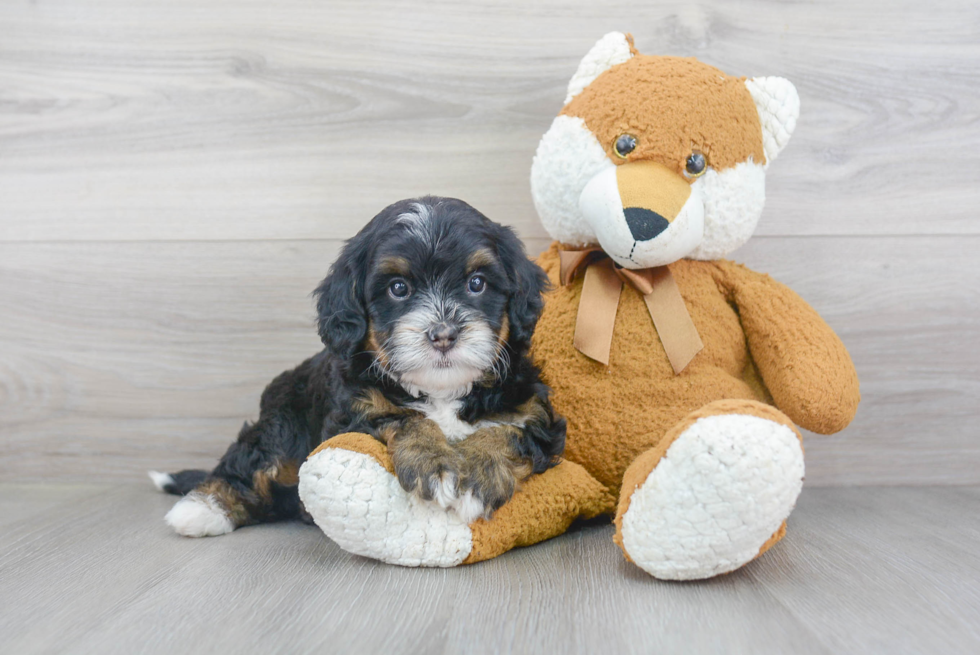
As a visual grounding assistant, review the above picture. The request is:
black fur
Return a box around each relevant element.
[159,469,208,495]
[162,197,565,531]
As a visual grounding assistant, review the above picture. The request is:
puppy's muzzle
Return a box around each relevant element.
[426,322,459,353]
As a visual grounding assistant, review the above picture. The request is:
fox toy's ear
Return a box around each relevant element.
[745,77,800,165]
[564,32,635,105]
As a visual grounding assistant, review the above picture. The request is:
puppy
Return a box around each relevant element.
[152,196,566,537]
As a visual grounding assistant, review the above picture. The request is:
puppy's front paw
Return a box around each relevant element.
[452,489,487,524]
[393,449,462,509]
[428,470,460,509]
[455,454,519,523]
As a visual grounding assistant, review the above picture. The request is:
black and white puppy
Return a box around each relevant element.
[152,197,565,537]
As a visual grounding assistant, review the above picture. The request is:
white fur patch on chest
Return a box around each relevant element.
[411,397,478,443]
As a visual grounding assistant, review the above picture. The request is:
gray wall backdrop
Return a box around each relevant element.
[2,0,978,485]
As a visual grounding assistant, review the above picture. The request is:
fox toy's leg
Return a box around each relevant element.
[298,433,613,567]
[614,399,804,580]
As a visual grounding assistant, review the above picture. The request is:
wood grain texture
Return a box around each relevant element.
[0,484,977,654]
[1,237,977,485]
[0,482,112,529]
[1,0,978,241]
[1,0,978,486]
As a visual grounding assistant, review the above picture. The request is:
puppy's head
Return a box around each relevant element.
[314,197,547,397]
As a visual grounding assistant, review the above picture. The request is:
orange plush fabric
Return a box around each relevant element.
[463,460,614,564]
[312,432,394,473]
[531,245,859,496]
[562,55,767,173]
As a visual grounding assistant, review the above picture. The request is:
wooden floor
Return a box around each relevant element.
[1,484,977,654]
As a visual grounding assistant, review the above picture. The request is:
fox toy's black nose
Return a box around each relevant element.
[427,323,459,353]
[624,207,670,242]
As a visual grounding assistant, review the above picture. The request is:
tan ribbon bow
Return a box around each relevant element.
[558,248,703,374]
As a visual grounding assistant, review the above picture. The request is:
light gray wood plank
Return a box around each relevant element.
[749,487,980,653]
[0,482,112,529]
[1,484,977,654]
[1,0,978,242]
[1,236,977,485]
[0,484,815,655]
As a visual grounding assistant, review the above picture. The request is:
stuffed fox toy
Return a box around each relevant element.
[298,33,860,580]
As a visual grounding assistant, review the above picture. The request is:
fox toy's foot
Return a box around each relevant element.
[614,400,804,580]
[299,433,613,567]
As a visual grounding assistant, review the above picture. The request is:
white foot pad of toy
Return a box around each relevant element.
[620,413,804,580]
[298,447,473,567]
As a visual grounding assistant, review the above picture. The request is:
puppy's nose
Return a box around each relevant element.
[426,323,459,353]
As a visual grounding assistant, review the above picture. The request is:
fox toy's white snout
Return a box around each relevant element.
[577,165,704,269]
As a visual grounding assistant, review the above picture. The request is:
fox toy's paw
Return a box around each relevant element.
[298,433,474,567]
[299,433,615,567]
[615,400,804,580]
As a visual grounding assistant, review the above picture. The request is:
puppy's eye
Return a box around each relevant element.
[614,134,637,159]
[467,274,486,295]
[685,152,707,178]
[388,279,411,300]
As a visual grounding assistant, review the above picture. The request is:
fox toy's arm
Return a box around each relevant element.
[717,261,860,434]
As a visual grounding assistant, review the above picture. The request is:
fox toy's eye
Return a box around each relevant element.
[614,134,637,159]
[388,278,411,299]
[685,152,707,178]
[467,274,486,295]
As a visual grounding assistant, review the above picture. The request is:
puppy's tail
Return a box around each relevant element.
[148,469,209,496]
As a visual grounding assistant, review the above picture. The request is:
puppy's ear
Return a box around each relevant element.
[314,230,371,359]
[495,226,548,349]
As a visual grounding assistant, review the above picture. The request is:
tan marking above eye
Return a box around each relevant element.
[377,256,411,276]
[466,248,499,274]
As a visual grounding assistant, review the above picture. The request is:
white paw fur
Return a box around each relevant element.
[620,413,804,580]
[299,448,473,567]
[451,490,486,525]
[430,471,458,509]
[426,472,487,523]
[165,493,235,538]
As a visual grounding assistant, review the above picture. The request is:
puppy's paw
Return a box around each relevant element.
[457,455,518,522]
[393,450,461,507]
[429,471,459,509]
[165,492,235,538]
[451,489,486,524]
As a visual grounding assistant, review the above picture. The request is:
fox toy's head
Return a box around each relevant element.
[531,32,799,269]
